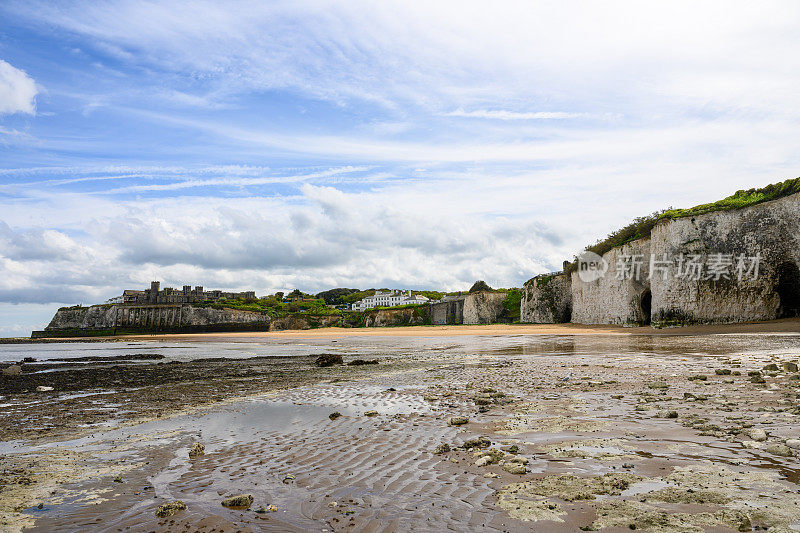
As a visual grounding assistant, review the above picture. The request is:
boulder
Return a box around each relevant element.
[502,463,527,475]
[764,444,793,457]
[315,354,343,367]
[2,365,21,376]
[347,359,378,366]
[785,439,800,450]
[155,500,187,518]
[221,494,253,508]
[188,442,205,458]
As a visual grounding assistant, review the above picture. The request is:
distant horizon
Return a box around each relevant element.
[4,1,800,335]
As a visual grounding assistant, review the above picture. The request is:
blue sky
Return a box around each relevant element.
[2,1,800,335]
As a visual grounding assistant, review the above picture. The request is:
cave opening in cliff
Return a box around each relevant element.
[640,290,652,325]
[777,262,800,318]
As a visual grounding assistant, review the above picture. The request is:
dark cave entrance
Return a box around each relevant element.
[640,290,652,325]
[777,262,800,318]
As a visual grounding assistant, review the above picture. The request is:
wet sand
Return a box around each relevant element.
[13,317,800,344]
[2,329,800,532]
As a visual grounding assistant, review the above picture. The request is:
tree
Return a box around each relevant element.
[469,280,493,293]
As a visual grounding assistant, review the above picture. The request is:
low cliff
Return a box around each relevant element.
[362,306,429,327]
[521,274,571,323]
[462,291,507,324]
[269,314,342,330]
[36,304,270,337]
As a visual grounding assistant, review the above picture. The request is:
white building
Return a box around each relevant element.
[351,290,430,311]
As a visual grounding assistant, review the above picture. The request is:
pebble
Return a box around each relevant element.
[448,416,469,426]
[474,455,491,467]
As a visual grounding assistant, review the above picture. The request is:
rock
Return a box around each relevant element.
[113,475,123,483]
[2,365,21,376]
[347,359,378,366]
[475,455,492,467]
[315,354,343,367]
[622,463,635,469]
[715,368,732,375]
[502,463,527,475]
[508,456,529,465]
[266,504,277,512]
[155,500,187,518]
[764,444,793,457]
[763,363,779,371]
[329,412,342,420]
[255,506,267,513]
[461,437,491,449]
[327,501,338,508]
[741,440,762,449]
[35,386,54,392]
[434,443,450,454]
[364,410,379,417]
[221,494,253,508]
[647,381,669,390]
[188,442,205,458]
[747,428,767,442]
[448,417,469,426]
[750,375,766,384]
[665,411,679,419]
[688,375,708,381]
[783,362,799,372]
[785,439,800,450]
[483,472,500,478]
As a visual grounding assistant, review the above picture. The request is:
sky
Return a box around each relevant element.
[2,1,800,335]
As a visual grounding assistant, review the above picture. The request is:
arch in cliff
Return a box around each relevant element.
[776,262,800,318]
[640,290,652,325]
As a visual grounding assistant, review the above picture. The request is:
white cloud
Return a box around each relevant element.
[0,59,37,114]
[444,109,589,120]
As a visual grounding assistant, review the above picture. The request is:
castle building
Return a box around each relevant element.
[116,281,256,305]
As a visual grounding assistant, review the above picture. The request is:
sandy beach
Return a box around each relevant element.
[2,324,800,532]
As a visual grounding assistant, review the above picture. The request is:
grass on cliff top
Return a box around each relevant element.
[574,177,800,265]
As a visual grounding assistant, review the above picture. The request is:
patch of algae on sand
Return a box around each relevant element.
[540,437,637,460]
[592,463,800,532]
[496,415,606,435]
[593,501,752,533]
[496,484,565,523]
[526,473,643,501]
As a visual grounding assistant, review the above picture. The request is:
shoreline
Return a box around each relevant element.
[6,317,799,343]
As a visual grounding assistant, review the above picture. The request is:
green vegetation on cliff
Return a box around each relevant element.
[500,288,522,322]
[197,295,337,318]
[576,177,800,264]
